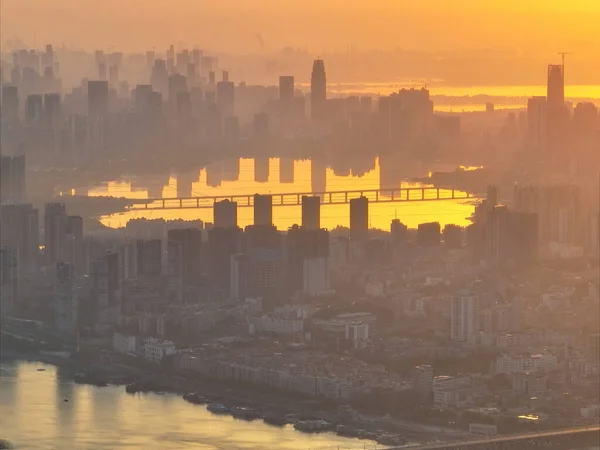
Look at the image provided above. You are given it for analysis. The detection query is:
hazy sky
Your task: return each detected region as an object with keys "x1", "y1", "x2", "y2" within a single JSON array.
[{"x1": 2, "y1": 0, "x2": 600, "y2": 55}]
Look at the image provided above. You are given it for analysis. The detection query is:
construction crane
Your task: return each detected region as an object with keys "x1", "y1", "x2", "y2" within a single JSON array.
[{"x1": 558, "y1": 51, "x2": 574, "y2": 67}]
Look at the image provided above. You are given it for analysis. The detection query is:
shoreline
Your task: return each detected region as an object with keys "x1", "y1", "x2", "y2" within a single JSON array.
[{"x1": 1, "y1": 351, "x2": 465, "y2": 445}]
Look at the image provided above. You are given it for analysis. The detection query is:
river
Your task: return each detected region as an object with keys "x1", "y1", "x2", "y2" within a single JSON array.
[
  {"x1": 0, "y1": 360, "x2": 385, "y2": 450},
  {"x1": 67, "y1": 158, "x2": 477, "y2": 231}
]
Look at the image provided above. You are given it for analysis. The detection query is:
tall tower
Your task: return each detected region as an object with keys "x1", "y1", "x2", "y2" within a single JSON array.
[
  {"x1": 310, "y1": 60, "x2": 326, "y2": 121},
  {"x1": 547, "y1": 64, "x2": 565, "y2": 108},
  {"x1": 546, "y1": 64, "x2": 567, "y2": 153}
]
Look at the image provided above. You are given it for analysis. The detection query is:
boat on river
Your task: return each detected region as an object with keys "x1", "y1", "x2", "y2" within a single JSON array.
[
  {"x1": 206, "y1": 403, "x2": 229, "y2": 414},
  {"x1": 294, "y1": 419, "x2": 333, "y2": 433}
]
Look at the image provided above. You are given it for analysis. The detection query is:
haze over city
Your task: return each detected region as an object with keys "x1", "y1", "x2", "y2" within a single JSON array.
[{"x1": 0, "y1": 1, "x2": 599, "y2": 449}]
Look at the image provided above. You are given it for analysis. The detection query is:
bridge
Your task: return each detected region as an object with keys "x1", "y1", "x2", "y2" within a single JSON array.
[
  {"x1": 128, "y1": 187, "x2": 479, "y2": 211},
  {"x1": 393, "y1": 425, "x2": 600, "y2": 450}
]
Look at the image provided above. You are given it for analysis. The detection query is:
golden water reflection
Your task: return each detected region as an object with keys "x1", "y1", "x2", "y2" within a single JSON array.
[
  {"x1": 0, "y1": 361, "x2": 383, "y2": 450},
  {"x1": 89, "y1": 158, "x2": 476, "y2": 230}
]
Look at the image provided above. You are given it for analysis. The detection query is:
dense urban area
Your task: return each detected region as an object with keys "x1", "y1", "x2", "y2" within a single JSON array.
[{"x1": 1, "y1": 41, "x2": 599, "y2": 448}]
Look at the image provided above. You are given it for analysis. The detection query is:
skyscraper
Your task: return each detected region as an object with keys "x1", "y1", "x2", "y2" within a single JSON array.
[
  {"x1": 254, "y1": 194, "x2": 273, "y2": 226},
  {"x1": 279, "y1": 76, "x2": 294, "y2": 103},
  {"x1": 0, "y1": 247, "x2": 19, "y2": 315},
  {"x1": 310, "y1": 60, "x2": 326, "y2": 121},
  {"x1": 44, "y1": 202, "x2": 67, "y2": 265},
  {"x1": 527, "y1": 97, "x2": 547, "y2": 151},
  {"x1": 90, "y1": 251, "x2": 121, "y2": 329},
  {"x1": 546, "y1": 64, "x2": 567, "y2": 152},
  {"x1": 54, "y1": 262, "x2": 77, "y2": 336},
  {"x1": 87, "y1": 80, "x2": 109, "y2": 117},
  {"x1": 214, "y1": 199, "x2": 238, "y2": 228},
  {"x1": 301, "y1": 196, "x2": 321, "y2": 230},
  {"x1": 349, "y1": 196, "x2": 368, "y2": 240},
  {"x1": 0, "y1": 155, "x2": 26, "y2": 203},
  {"x1": 217, "y1": 79, "x2": 235, "y2": 118},
  {"x1": 167, "y1": 228, "x2": 202, "y2": 286},
  {"x1": 451, "y1": 292, "x2": 478, "y2": 342}
]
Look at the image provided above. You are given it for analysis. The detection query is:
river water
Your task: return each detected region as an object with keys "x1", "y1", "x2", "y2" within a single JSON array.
[
  {"x1": 70, "y1": 157, "x2": 477, "y2": 231},
  {"x1": 0, "y1": 360, "x2": 383, "y2": 450}
]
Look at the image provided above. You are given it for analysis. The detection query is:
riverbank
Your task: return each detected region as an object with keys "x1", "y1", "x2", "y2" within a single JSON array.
[{"x1": 1, "y1": 350, "x2": 466, "y2": 446}]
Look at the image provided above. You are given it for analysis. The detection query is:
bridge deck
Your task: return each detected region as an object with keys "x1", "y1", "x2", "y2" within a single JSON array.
[
  {"x1": 393, "y1": 425, "x2": 600, "y2": 450},
  {"x1": 129, "y1": 187, "x2": 478, "y2": 211}
]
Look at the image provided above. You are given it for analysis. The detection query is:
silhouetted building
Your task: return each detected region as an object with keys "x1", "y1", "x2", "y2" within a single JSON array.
[
  {"x1": 253, "y1": 112, "x2": 269, "y2": 138},
  {"x1": 217, "y1": 80, "x2": 235, "y2": 118},
  {"x1": 0, "y1": 155, "x2": 26, "y2": 203},
  {"x1": 214, "y1": 199, "x2": 238, "y2": 228},
  {"x1": 286, "y1": 225, "x2": 329, "y2": 293},
  {"x1": 253, "y1": 194, "x2": 273, "y2": 226},
  {"x1": 90, "y1": 251, "x2": 121, "y2": 329},
  {"x1": 0, "y1": 247, "x2": 19, "y2": 315},
  {"x1": 527, "y1": 97, "x2": 547, "y2": 151},
  {"x1": 1, "y1": 85, "x2": 19, "y2": 121},
  {"x1": 443, "y1": 225, "x2": 463, "y2": 249},
  {"x1": 349, "y1": 197, "x2": 368, "y2": 240},
  {"x1": 167, "y1": 228, "x2": 202, "y2": 285},
  {"x1": 279, "y1": 75, "x2": 295, "y2": 102},
  {"x1": 302, "y1": 196, "x2": 321, "y2": 230},
  {"x1": 546, "y1": 64, "x2": 568, "y2": 153},
  {"x1": 0, "y1": 203, "x2": 39, "y2": 267},
  {"x1": 310, "y1": 60, "x2": 326, "y2": 121},
  {"x1": 208, "y1": 226, "x2": 242, "y2": 291},
  {"x1": 87, "y1": 80, "x2": 109, "y2": 116},
  {"x1": 417, "y1": 222, "x2": 441, "y2": 246},
  {"x1": 136, "y1": 239, "x2": 162, "y2": 278},
  {"x1": 390, "y1": 219, "x2": 408, "y2": 247},
  {"x1": 44, "y1": 202, "x2": 67, "y2": 265},
  {"x1": 54, "y1": 262, "x2": 77, "y2": 335}
]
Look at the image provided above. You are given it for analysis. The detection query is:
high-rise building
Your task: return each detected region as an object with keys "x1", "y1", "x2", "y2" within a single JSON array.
[
  {"x1": 214, "y1": 199, "x2": 237, "y2": 228},
  {"x1": 254, "y1": 194, "x2": 273, "y2": 226},
  {"x1": 1, "y1": 85, "x2": 19, "y2": 122},
  {"x1": 279, "y1": 76, "x2": 294, "y2": 103},
  {"x1": 168, "y1": 74, "x2": 188, "y2": 103},
  {"x1": 217, "y1": 80, "x2": 235, "y2": 118},
  {"x1": 303, "y1": 257, "x2": 330, "y2": 296},
  {"x1": 527, "y1": 97, "x2": 547, "y2": 151},
  {"x1": 546, "y1": 64, "x2": 568, "y2": 152},
  {"x1": 44, "y1": 202, "x2": 66, "y2": 265},
  {"x1": 412, "y1": 365, "x2": 434, "y2": 395},
  {"x1": 390, "y1": 219, "x2": 408, "y2": 248},
  {"x1": 0, "y1": 203, "x2": 39, "y2": 268},
  {"x1": 229, "y1": 253, "x2": 250, "y2": 300},
  {"x1": 166, "y1": 240, "x2": 183, "y2": 303},
  {"x1": 0, "y1": 155, "x2": 26, "y2": 203},
  {"x1": 451, "y1": 292, "x2": 478, "y2": 342},
  {"x1": 443, "y1": 224, "x2": 463, "y2": 249},
  {"x1": 136, "y1": 239, "x2": 162, "y2": 278},
  {"x1": 301, "y1": 196, "x2": 321, "y2": 230},
  {"x1": 87, "y1": 80, "x2": 109, "y2": 117},
  {"x1": 547, "y1": 65, "x2": 565, "y2": 108},
  {"x1": 167, "y1": 228, "x2": 202, "y2": 286},
  {"x1": 90, "y1": 251, "x2": 121, "y2": 329},
  {"x1": 208, "y1": 226, "x2": 242, "y2": 290},
  {"x1": 25, "y1": 94, "x2": 43, "y2": 123},
  {"x1": 286, "y1": 225, "x2": 329, "y2": 293},
  {"x1": 253, "y1": 112, "x2": 269, "y2": 138},
  {"x1": 310, "y1": 60, "x2": 326, "y2": 121},
  {"x1": 417, "y1": 222, "x2": 441, "y2": 247},
  {"x1": 0, "y1": 247, "x2": 19, "y2": 315},
  {"x1": 54, "y1": 262, "x2": 77, "y2": 335},
  {"x1": 349, "y1": 197, "x2": 368, "y2": 240},
  {"x1": 43, "y1": 93, "x2": 61, "y2": 127}
]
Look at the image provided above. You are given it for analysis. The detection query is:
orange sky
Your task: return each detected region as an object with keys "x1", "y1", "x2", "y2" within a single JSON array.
[{"x1": 1, "y1": 0, "x2": 599, "y2": 54}]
